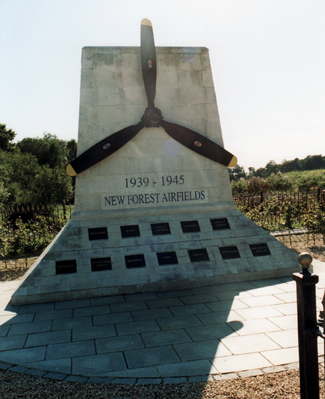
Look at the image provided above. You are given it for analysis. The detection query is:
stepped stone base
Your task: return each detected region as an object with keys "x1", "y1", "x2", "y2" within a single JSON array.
[
  {"x1": 10, "y1": 46, "x2": 299, "y2": 305},
  {"x1": 11, "y1": 202, "x2": 299, "y2": 305}
]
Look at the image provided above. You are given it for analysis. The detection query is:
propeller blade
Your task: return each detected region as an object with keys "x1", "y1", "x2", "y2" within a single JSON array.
[
  {"x1": 161, "y1": 120, "x2": 237, "y2": 167},
  {"x1": 66, "y1": 121, "x2": 145, "y2": 176},
  {"x1": 141, "y1": 18, "x2": 157, "y2": 109}
]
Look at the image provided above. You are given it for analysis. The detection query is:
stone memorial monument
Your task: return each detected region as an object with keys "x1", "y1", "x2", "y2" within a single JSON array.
[{"x1": 11, "y1": 20, "x2": 298, "y2": 305}]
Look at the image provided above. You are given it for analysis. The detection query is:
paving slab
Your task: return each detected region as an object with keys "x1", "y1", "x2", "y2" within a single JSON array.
[
  {"x1": 270, "y1": 302, "x2": 297, "y2": 315},
  {"x1": 0, "y1": 346, "x2": 46, "y2": 364},
  {"x1": 116, "y1": 319, "x2": 161, "y2": 336},
  {"x1": 228, "y1": 318, "x2": 281, "y2": 336},
  {"x1": 72, "y1": 352, "x2": 127, "y2": 375},
  {"x1": 25, "y1": 330, "x2": 71, "y2": 348},
  {"x1": 169, "y1": 303, "x2": 212, "y2": 316},
  {"x1": 131, "y1": 308, "x2": 173, "y2": 321},
  {"x1": 0, "y1": 335, "x2": 27, "y2": 351},
  {"x1": 72, "y1": 324, "x2": 116, "y2": 341},
  {"x1": 267, "y1": 314, "x2": 298, "y2": 330},
  {"x1": 0, "y1": 260, "x2": 324, "y2": 382},
  {"x1": 157, "y1": 359, "x2": 218, "y2": 377},
  {"x1": 185, "y1": 323, "x2": 236, "y2": 341},
  {"x1": 239, "y1": 295, "x2": 284, "y2": 307},
  {"x1": 265, "y1": 329, "x2": 298, "y2": 348},
  {"x1": 234, "y1": 305, "x2": 284, "y2": 320},
  {"x1": 18, "y1": 303, "x2": 55, "y2": 314},
  {"x1": 93, "y1": 311, "x2": 133, "y2": 326},
  {"x1": 0, "y1": 325, "x2": 10, "y2": 337},
  {"x1": 110, "y1": 301, "x2": 148, "y2": 313},
  {"x1": 125, "y1": 346, "x2": 181, "y2": 369},
  {"x1": 261, "y1": 347, "x2": 299, "y2": 366},
  {"x1": 96, "y1": 334, "x2": 145, "y2": 354},
  {"x1": 220, "y1": 333, "x2": 281, "y2": 354},
  {"x1": 55, "y1": 298, "x2": 90, "y2": 310},
  {"x1": 8, "y1": 320, "x2": 51, "y2": 336},
  {"x1": 34, "y1": 309, "x2": 73, "y2": 321},
  {"x1": 174, "y1": 340, "x2": 232, "y2": 361},
  {"x1": 141, "y1": 329, "x2": 192, "y2": 347},
  {"x1": 2, "y1": 313, "x2": 34, "y2": 325},
  {"x1": 156, "y1": 315, "x2": 202, "y2": 330},
  {"x1": 179, "y1": 294, "x2": 220, "y2": 305},
  {"x1": 46, "y1": 341, "x2": 96, "y2": 361},
  {"x1": 73, "y1": 305, "x2": 111, "y2": 318},
  {"x1": 206, "y1": 299, "x2": 249, "y2": 312},
  {"x1": 24, "y1": 359, "x2": 71, "y2": 374},
  {"x1": 106, "y1": 366, "x2": 160, "y2": 378},
  {"x1": 213, "y1": 353, "x2": 272, "y2": 373},
  {"x1": 197, "y1": 310, "x2": 244, "y2": 326},
  {"x1": 146, "y1": 298, "x2": 184, "y2": 309}
]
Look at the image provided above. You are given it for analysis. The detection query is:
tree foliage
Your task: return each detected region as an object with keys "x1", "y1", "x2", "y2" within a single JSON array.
[
  {"x1": 230, "y1": 155, "x2": 325, "y2": 182},
  {"x1": 0, "y1": 126, "x2": 77, "y2": 208},
  {"x1": 229, "y1": 154, "x2": 325, "y2": 194},
  {"x1": 0, "y1": 124, "x2": 16, "y2": 151},
  {"x1": 16, "y1": 133, "x2": 77, "y2": 169}
]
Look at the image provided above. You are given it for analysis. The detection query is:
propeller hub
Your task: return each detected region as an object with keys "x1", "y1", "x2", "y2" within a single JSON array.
[{"x1": 142, "y1": 107, "x2": 163, "y2": 127}]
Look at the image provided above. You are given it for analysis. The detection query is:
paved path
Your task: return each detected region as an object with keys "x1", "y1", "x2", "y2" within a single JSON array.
[{"x1": 0, "y1": 260, "x2": 324, "y2": 384}]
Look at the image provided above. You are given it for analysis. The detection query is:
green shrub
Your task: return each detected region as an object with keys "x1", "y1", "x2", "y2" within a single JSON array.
[{"x1": 0, "y1": 216, "x2": 66, "y2": 257}]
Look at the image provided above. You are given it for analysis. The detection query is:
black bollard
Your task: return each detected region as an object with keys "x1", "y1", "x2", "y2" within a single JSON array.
[{"x1": 293, "y1": 252, "x2": 320, "y2": 399}]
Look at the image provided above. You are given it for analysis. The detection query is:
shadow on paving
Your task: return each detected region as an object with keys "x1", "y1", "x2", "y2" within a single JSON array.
[{"x1": 0, "y1": 276, "x2": 293, "y2": 392}]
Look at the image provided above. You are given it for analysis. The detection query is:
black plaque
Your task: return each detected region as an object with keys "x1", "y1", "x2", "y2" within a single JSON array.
[
  {"x1": 188, "y1": 248, "x2": 209, "y2": 262},
  {"x1": 88, "y1": 227, "x2": 108, "y2": 241},
  {"x1": 220, "y1": 246, "x2": 241, "y2": 260},
  {"x1": 210, "y1": 218, "x2": 230, "y2": 230},
  {"x1": 56, "y1": 260, "x2": 77, "y2": 275},
  {"x1": 121, "y1": 225, "x2": 140, "y2": 238},
  {"x1": 125, "y1": 254, "x2": 146, "y2": 268},
  {"x1": 250, "y1": 243, "x2": 271, "y2": 257},
  {"x1": 151, "y1": 223, "x2": 171, "y2": 235},
  {"x1": 91, "y1": 257, "x2": 112, "y2": 272},
  {"x1": 181, "y1": 220, "x2": 200, "y2": 233},
  {"x1": 157, "y1": 251, "x2": 178, "y2": 266}
]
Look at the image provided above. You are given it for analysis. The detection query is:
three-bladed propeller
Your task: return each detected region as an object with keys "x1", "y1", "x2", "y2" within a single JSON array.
[{"x1": 66, "y1": 18, "x2": 237, "y2": 177}]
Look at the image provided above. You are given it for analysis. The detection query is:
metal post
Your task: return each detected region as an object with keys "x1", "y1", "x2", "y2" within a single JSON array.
[{"x1": 293, "y1": 252, "x2": 320, "y2": 399}]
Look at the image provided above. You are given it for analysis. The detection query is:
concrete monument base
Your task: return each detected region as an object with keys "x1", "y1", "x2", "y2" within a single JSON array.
[
  {"x1": 11, "y1": 45, "x2": 299, "y2": 305},
  {"x1": 11, "y1": 202, "x2": 299, "y2": 305}
]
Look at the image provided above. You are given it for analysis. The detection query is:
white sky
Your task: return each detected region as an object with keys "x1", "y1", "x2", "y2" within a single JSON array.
[{"x1": 1, "y1": 0, "x2": 324, "y2": 171}]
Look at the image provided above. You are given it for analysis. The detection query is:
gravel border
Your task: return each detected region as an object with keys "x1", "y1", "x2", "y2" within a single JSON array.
[
  {"x1": 1, "y1": 361, "x2": 324, "y2": 399},
  {"x1": 1, "y1": 358, "x2": 321, "y2": 385}
]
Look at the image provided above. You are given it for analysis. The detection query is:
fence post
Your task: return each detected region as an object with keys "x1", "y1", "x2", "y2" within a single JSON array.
[
  {"x1": 293, "y1": 252, "x2": 321, "y2": 399},
  {"x1": 63, "y1": 200, "x2": 66, "y2": 220}
]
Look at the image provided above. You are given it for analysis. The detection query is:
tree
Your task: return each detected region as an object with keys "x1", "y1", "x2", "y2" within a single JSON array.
[
  {"x1": 0, "y1": 149, "x2": 74, "y2": 207},
  {"x1": 265, "y1": 160, "x2": 279, "y2": 176},
  {"x1": 248, "y1": 167, "x2": 256, "y2": 177},
  {"x1": 280, "y1": 158, "x2": 301, "y2": 173},
  {"x1": 268, "y1": 172, "x2": 293, "y2": 191},
  {"x1": 0, "y1": 124, "x2": 16, "y2": 151},
  {"x1": 301, "y1": 155, "x2": 325, "y2": 171},
  {"x1": 67, "y1": 139, "x2": 77, "y2": 164},
  {"x1": 246, "y1": 177, "x2": 270, "y2": 193},
  {"x1": 16, "y1": 133, "x2": 75, "y2": 169},
  {"x1": 0, "y1": 150, "x2": 41, "y2": 206},
  {"x1": 30, "y1": 166, "x2": 73, "y2": 205},
  {"x1": 228, "y1": 165, "x2": 246, "y2": 182}
]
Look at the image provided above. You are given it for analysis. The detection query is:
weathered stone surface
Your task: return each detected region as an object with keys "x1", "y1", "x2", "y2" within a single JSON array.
[{"x1": 10, "y1": 47, "x2": 299, "y2": 305}]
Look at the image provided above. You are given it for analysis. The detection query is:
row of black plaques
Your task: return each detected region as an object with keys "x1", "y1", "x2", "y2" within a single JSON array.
[
  {"x1": 55, "y1": 243, "x2": 271, "y2": 274},
  {"x1": 88, "y1": 218, "x2": 231, "y2": 241}
]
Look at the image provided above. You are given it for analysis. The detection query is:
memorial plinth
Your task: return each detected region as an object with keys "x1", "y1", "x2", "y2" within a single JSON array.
[{"x1": 11, "y1": 46, "x2": 299, "y2": 305}]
